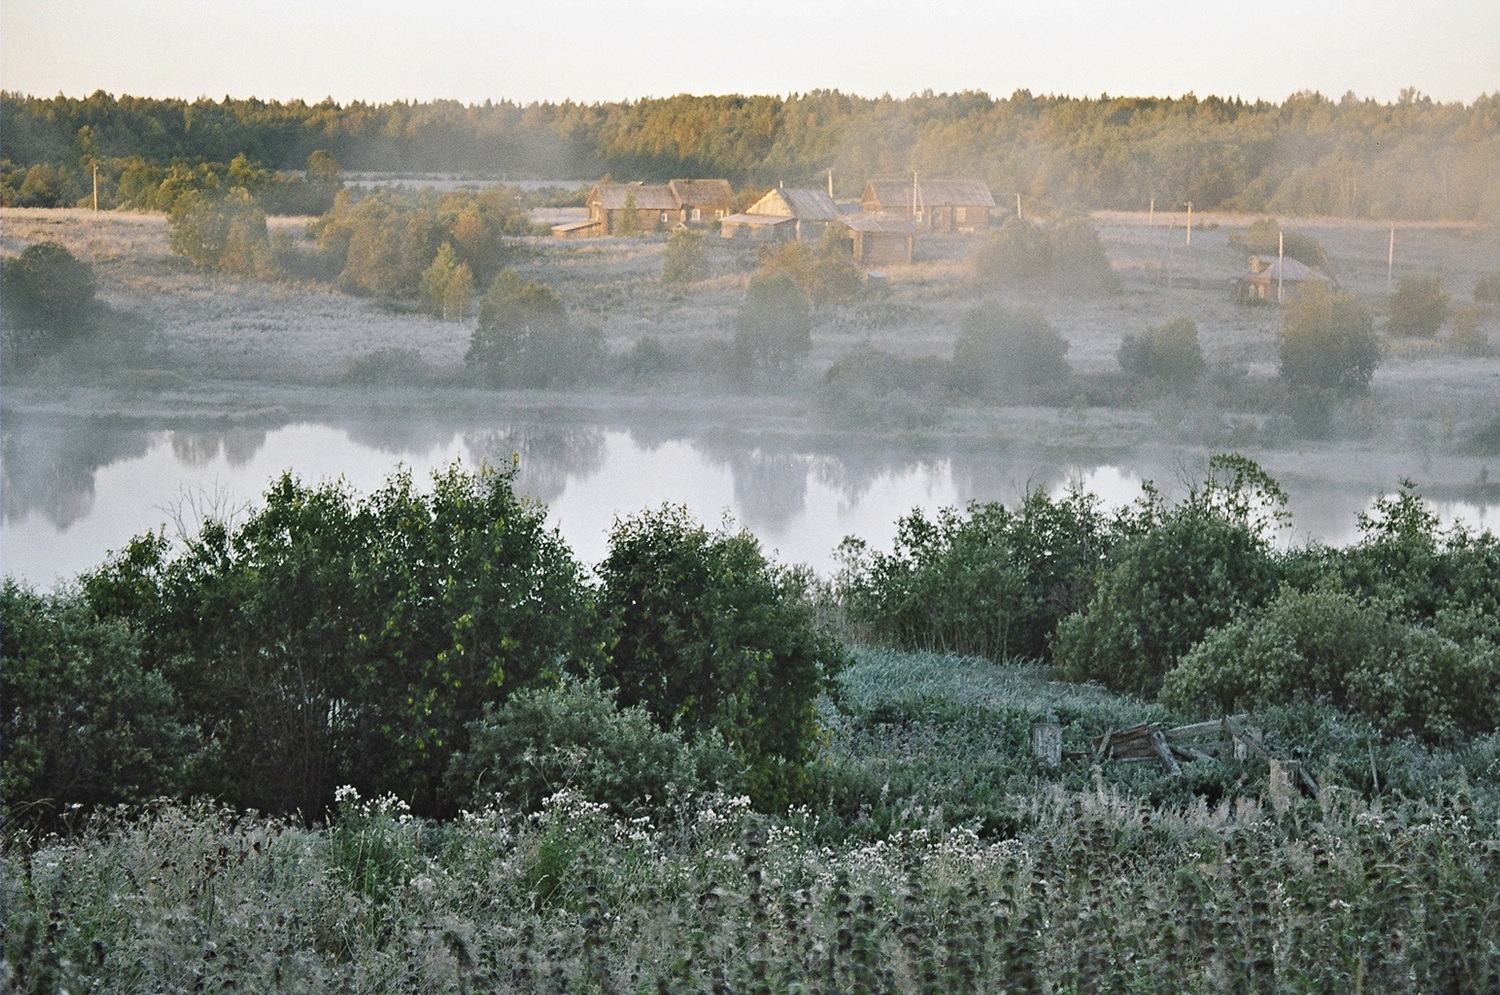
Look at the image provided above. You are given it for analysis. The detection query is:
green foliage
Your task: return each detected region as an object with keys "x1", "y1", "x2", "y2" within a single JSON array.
[
  {"x1": 1054, "y1": 455, "x2": 1287, "y2": 696},
  {"x1": 1387, "y1": 272, "x2": 1450, "y2": 338},
  {"x1": 1277, "y1": 282, "x2": 1381, "y2": 394},
  {"x1": 617, "y1": 190, "x2": 641, "y2": 235},
  {"x1": 660, "y1": 227, "x2": 705, "y2": 285},
  {"x1": 1165, "y1": 584, "x2": 1500, "y2": 742},
  {"x1": 949, "y1": 300, "x2": 1070, "y2": 396},
  {"x1": 446, "y1": 679, "x2": 739, "y2": 816},
  {"x1": 732, "y1": 272, "x2": 813, "y2": 374},
  {"x1": 342, "y1": 347, "x2": 438, "y2": 387},
  {"x1": 1117, "y1": 314, "x2": 1206, "y2": 388},
  {"x1": 326, "y1": 787, "x2": 422, "y2": 904},
  {"x1": 817, "y1": 347, "x2": 949, "y2": 429},
  {"x1": 971, "y1": 215, "x2": 1117, "y2": 294},
  {"x1": 0, "y1": 241, "x2": 100, "y2": 362},
  {"x1": 755, "y1": 229, "x2": 861, "y2": 307},
  {"x1": 419, "y1": 242, "x2": 476, "y2": 320},
  {"x1": 1243, "y1": 217, "x2": 1329, "y2": 269},
  {"x1": 836, "y1": 489, "x2": 1117, "y2": 663},
  {"x1": 80, "y1": 462, "x2": 596, "y2": 817},
  {"x1": 167, "y1": 187, "x2": 277, "y2": 276},
  {"x1": 596, "y1": 507, "x2": 847, "y2": 808},
  {"x1": 1, "y1": 582, "x2": 196, "y2": 821},
  {"x1": 466, "y1": 270, "x2": 603, "y2": 388},
  {"x1": 1475, "y1": 268, "x2": 1500, "y2": 303}
]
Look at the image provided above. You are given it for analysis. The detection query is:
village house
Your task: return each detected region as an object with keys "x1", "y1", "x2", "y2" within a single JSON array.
[
  {"x1": 843, "y1": 212, "x2": 916, "y2": 266},
  {"x1": 582, "y1": 182, "x2": 679, "y2": 236},
  {"x1": 1235, "y1": 255, "x2": 1331, "y2": 303},
  {"x1": 667, "y1": 179, "x2": 735, "y2": 227},
  {"x1": 861, "y1": 179, "x2": 995, "y2": 233},
  {"x1": 720, "y1": 186, "x2": 842, "y2": 242}
]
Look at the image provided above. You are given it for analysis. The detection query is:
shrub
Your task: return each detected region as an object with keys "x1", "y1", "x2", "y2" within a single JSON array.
[
  {"x1": 661, "y1": 227, "x2": 705, "y2": 285},
  {"x1": 1449, "y1": 303, "x2": 1487, "y2": 352},
  {"x1": 1118, "y1": 314, "x2": 1205, "y2": 388},
  {"x1": 971, "y1": 215, "x2": 1115, "y2": 294},
  {"x1": 467, "y1": 270, "x2": 603, "y2": 387},
  {"x1": 1475, "y1": 268, "x2": 1500, "y2": 304},
  {"x1": 1277, "y1": 282, "x2": 1380, "y2": 394},
  {"x1": 0, "y1": 241, "x2": 101, "y2": 364},
  {"x1": 168, "y1": 187, "x2": 277, "y2": 277},
  {"x1": 446, "y1": 679, "x2": 739, "y2": 816},
  {"x1": 342, "y1": 347, "x2": 437, "y2": 387},
  {"x1": 755, "y1": 229, "x2": 861, "y2": 307},
  {"x1": 817, "y1": 347, "x2": 949, "y2": 429},
  {"x1": 836, "y1": 488, "x2": 1117, "y2": 663},
  {"x1": 419, "y1": 242, "x2": 476, "y2": 319},
  {"x1": 1164, "y1": 585, "x2": 1499, "y2": 742},
  {"x1": 1054, "y1": 455, "x2": 1287, "y2": 696},
  {"x1": 950, "y1": 300, "x2": 1069, "y2": 396},
  {"x1": 1244, "y1": 218, "x2": 1328, "y2": 270},
  {"x1": 1387, "y1": 273, "x2": 1450, "y2": 338},
  {"x1": 596, "y1": 506, "x2": 847, "y2": 808},
  {"x1": 733, "y1": 272, "x2": 812, "y2": 374}
]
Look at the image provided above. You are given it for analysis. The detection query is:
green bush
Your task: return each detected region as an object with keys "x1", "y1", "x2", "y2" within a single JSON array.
[
  {"x1": 816, "y1": 347, "x2": 949, "y2": 429},
  {"x1": 1387, "y1": 272, "x2": 1450, "y2": 338},
  {"x1": 949, "y1": 299, "x2": 1070, "y2": 396},
  {"x1": 1475, "y1": 268, "x2": 1500, "y2": 304},
  {"x1": 661, "y1": 226, "x2": 705, "y2": 285},
  {"x1": 1164, "y1": 585, "x2": 1498, "y2": 742},
  {"x1": 971, "y1": 215, "x2": 1116, "y2": 294},
  {"x1": 167, "y1": 187, "x2": 277, "y2": 277},
  {"x1": 1054, "y1": 455, "x2": 1287, "y2": 696},
  {"x1": 596, "y1": 506, "x2": 847, "y2": 809},
  {"x1": 733, "y1": 272, "x2": 812, "y2": 374},
  {"x1": 836, "y1": 488, "x2": 1116, "y2": 663},
  {"x1": 466, "y1": 270, "x2": 603, "y2": 387},
  {"x1": 1277, "y1": 282, "x2": 1380, "y2": 394},
  {"x1": 1244, "y1": 218, "x2": 1328, "y2": 270},
  {"x1": 1117, "y1": 314, "x2": 1206, "y2": 388},
  {"x1": 446, "y1": 679, "x2": 739, "y2": 816},
  {"x1": 1, "y1": 241, "x2": 101, "y2": 365},
  {"x1": 755, "y1": 229, "x2": 861, "y2": 306}
]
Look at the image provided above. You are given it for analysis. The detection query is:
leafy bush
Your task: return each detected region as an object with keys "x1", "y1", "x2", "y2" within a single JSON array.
[
  {"x1": 755, "y1": 229, "x2": 861, "y2": 306},
  {"x1": 1163, "y1": 585, "x2": 1498, "y2": 742},
  {"x1": 1387, "y1": 272, "x2": 1450, "y2": 338},
  {"x1": 596, "y1": 506, "x2": 847, "y2": 808},
  {"x1": 419, "y1": 242, "x2": 476, "y2": 319},
  {"x1": 733, "y1": 272, "x2": 812, "y2": 374},
  {"x1": 1243, "y1": 217, "x2": 1329, "y2": 269},
  {"x1": 949, "y1": 300, "x2": 1070, "y2": 396},
  {"x1": 1277, "y1": 282, "x2": 1380, "y2": 394},
  {"x1": 816, "y1": 347, "x2": 949, "y2": 429},
  {"x1": 971, "y1": 215, "x2": 1116, "y2": 294},
  {"x1": 836, "y1": 489, "x2": 1116, "y2": 663},
  {"x1": 0, "y1": 241, "x2": 102, "y2": 365},
  {"x1": 1117, "y1": 314, "x2": 1206, "y2": 388},
  {"x1": 342, "y1": 346, "x2": 437, "y2": 387},
  {"x1": 1054, "y1": 455, "x2": 1287, "y2": 696},
  {"x1": 1475, "y1": 268, "x2": 1500, "y2": 304},
  {"x1": 167, "y1": 187, "x2": 277, "y2": 277},
  {"x1": 661, "y1": 227, "x2": 705, "y2": 285},
  {"x1": 446, "y1": 679, "x2": 739, "y2": 816},
  {"x1": 467, "y1": 270, "x2": 603, "y2": 388},
  {"x1": 1, "y1": 582, "x2": 197, "y2": 822}
]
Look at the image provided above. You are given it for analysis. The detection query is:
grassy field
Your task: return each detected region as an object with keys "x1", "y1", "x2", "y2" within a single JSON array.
[{"x1": 8, "y1": 647, "x2": 1499, "y2": 993}]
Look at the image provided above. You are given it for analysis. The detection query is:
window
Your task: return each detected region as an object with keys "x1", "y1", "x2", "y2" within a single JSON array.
[
  {"x1": 716, "y1": 210, "x2": 725, "y2": 219},
  {"x1": 957, "y1": 207, "x2": 967, "y2": 223},
  {"x1": 692, "y1": 208, "x2": 702, "y2": 222},
  {"x1": 660, "y1": 211, "x2": 669, "y2": 223}
]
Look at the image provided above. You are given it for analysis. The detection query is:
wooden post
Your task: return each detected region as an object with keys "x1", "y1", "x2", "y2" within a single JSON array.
[
  {"x1": 1387, "y1": 226, "x2": 1395, "y2": 288},
  {"x1": 1032, "y1": 721, "x2": 1062, "y2": 767},
  {"x1": 1016, "y1": 192, "x2": 1022, "y2": 220},
  {"x1": 1150, "y1": 730, "x2": 1181, "y2": 776},
  {"x1": 1185, "y1": 202, "x2": 1192, "y2": 246}
]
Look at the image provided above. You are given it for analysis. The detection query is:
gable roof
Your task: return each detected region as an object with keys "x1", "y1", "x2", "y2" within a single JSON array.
[
  {"x1": 668, "y1": 179, "x2": 734, "y2": 206},
  {"x1": 864, "y1": 179, "x2": 997, "y2": 209},
  {"x1": 746, "y1": 187, "x2": 841, "y2": 220},
  {"x1": 1244, "y1": 256, "x2": 1327, "y2": 283},
  {"x1": 843, "y1": 212, "x2": 917, "y2": 235},
  {"x1": 590, "y1": 182, "x2": 678, "y2": 211}
]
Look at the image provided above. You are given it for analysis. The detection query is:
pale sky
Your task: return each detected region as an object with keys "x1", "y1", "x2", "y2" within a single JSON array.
[{"x1": 3, "y1": 0, "x2": 1497, "y2": 106}]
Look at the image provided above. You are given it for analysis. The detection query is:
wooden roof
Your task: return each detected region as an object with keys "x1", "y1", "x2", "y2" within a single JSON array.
[
  {"x1": 843, "y1": 213, "x2": 917, "y2": 234},
  {"x1": 863, "y1": 179, "x2": 997, "y2": 209},
  {"x1": 720, "y1": 213, "x2": 794, "y2": 227},
  {"x1": 590, "y1": 182, "x2": 678, "y2": 211},
  {"x1": 668, "y1": 179, "x2": 734, "y2": 206},
  {"x1": 1243, "y1": 256, "x2": 1327, "y2": 283},
  {"x1": 746, "y1": 187, "x2": 841, "y2": 220}
]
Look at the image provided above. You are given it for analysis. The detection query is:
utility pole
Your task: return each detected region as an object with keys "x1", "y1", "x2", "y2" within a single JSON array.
[
  {"x1": 1277, "y1": 228, "x2": 1285, "y2": 303},
  {"x1": 827, "y1": 168, "x2": 834, "y2": 198},
  {"x1": 1016, "y1": 192, "x2": 1022, "y2": 220},
  {"x1": 92, "y1": 164, "x2": 99, "y2": 212},
  {"x1": 1387, "y1": 226, "x2": 1396, "y2": 289},
  {"x1": 1185, "y1": 202, "x2": 1193, "y2": 246},
  {"x1": 1148, "y1": 197, "x2": 1154, "y2": 226}
]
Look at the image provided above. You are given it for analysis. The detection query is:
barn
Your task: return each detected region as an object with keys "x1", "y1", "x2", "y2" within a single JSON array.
[
  {"x1": 861, "y1": 179, "x2": 995, "y2": 233},
  {"x1": 843, "y1": 213, "x2": 916, "y2": 266},
  {"x1": 668, "y1": 179, "x2": 735, "y2": 227},
  {"x1": 721, "y1": 186, "x2": 842, "y2": 242},
  {"x1": 585, "y1": 182, "x2": 680, "y2": 235}
]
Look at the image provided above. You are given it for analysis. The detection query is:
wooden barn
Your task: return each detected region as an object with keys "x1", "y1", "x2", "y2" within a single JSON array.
[
  {"x1": 1235, "y1": 255, "x2": 1331, "y2": 302},
  {"x1": 668, "y1": 179, "x2": 735, "y2": 227},
  {"x1": 843, "y1": 213, "x2": 916, "y2": 266},
  {"x1": 585, "y1": 182, "x2": 680, "y2": 235},
  {"x1": 861, "y1": 179, "x2": 995, "y2": 233},
  {"x1": 721, "y1": 186, "x2": 842, "y2": 242}
]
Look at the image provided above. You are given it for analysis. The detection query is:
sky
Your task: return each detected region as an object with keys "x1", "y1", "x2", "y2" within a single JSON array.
[{"x1": 3, "y1": 0, "x2": 1497, "y2": 106}]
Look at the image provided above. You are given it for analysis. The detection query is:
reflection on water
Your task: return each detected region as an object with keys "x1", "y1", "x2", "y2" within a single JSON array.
[{"x1": 3, "y1": 410, "x2": 1496, "y2": 589}]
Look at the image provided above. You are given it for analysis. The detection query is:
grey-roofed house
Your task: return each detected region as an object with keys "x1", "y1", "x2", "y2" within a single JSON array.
[
  {"x1": 861, "y1": 179, "x2": 996, "y2": 233},
  {"x1": 668, "y1": 179, "x2": 735, "y2": 227},
  {"x1": 1235, "y1": 255, "x2": 1331, "y2": 302},
  {"x1": 843, "y1": 213, "x2": 916, "y2": 266},
  {"x1": 584, "y1": 182, "x2": 680, "y2": 235},
  {"x1": 721, "y1": 186, "x2": 843, "y2": 242}
]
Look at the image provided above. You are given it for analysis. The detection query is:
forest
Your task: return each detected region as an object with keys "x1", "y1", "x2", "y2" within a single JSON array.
[{"x1": 4, "y1": 87, "x2": 1499, "y2": 220}]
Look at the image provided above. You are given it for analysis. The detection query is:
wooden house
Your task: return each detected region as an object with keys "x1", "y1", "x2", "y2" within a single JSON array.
[
  {"x1": 843, "y1": 213, "x2": 916, "y2": 266},
  {"x1": 1235, "y1": 255, "x2": 1330, "y2": 302},
  {"x1": 861, "y1": 179, "x2": 995, "y2": 233},
  {"x1": 585, "y1": 182, "x2": 679, "y2": 235},
  {"x1": 721, "y1": 186, "x2": 842, "y2": 242},
  {"x1": 668, "y1": 179, "x2": 735, "y2": 227}
]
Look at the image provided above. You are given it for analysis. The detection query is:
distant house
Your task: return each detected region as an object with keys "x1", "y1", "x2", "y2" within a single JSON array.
[
  {"x1": 843, "y1": 213, "x2": 916, "y2": 266},
  {"x1": 1236, "y1": 255, "x2": 1330, "y2": 302},
  {"x1": 583, "y1": 182, "x2": 680, "y2": 235},
  {"x1": 668, "y1": 179, "x2": 735, "y2": 227},
  {"x1": 721, "y1": 186, "x2": 842, "y2": 242},
  {"x1": 861, "y1": 179, "x2": 995, "y2": 233}
]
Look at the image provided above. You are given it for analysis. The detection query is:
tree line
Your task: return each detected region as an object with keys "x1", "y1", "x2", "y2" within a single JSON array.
[{"x1": 4, "y1": 88, "x2": 1498, "y2": 220}]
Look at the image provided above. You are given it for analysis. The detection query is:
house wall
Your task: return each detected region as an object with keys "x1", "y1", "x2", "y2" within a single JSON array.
[{"x1": 854, "y1": 231, "x2": 913, "y2": 266}]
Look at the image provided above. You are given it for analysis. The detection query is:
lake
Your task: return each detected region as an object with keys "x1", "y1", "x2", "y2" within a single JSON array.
[{"x1": 4, "y1": 411, "x2": 1494, "y2": 589}]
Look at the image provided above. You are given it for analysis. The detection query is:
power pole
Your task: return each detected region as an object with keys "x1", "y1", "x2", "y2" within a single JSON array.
[
  {"x1": 1148, "y1": 197, "x2": 1154, "y2": 226},
  {"x1": 1277, "y1": 228, "x2": 1285, "y2": 303},
  {"x1": 1387, "y1": 226, "x2": 1395, "y2": 289},
  {"x1": 1185, "y1": 202, "x2": 1193, "y2": 246},
  {"x1": 92, "y1": 164, "x2": 99, "y2": 212},
  {"x1": 827, "y1": 168, "x2": 834, "y2": 198},
  {"x1": 1016, "y1": 192, "x2": 1022, "y2": 220}
]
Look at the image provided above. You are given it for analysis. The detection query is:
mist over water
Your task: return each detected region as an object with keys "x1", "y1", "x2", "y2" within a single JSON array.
[{"x1": 4, "y1": 412, "x2": 1491, "y2": 590}]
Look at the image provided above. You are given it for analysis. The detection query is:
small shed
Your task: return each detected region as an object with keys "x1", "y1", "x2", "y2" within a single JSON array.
[
  {"x1": 730, "y1": 186, "x2": 843, "y2": 241},
  {"x1": 586, "y1": 182, "x2": 679, "y2": 235},
  {"x1": 551, "y1": 218, "x2": 604, "y2": 239},
  {"x1": 719, "y1": 213, "x2": 797, "y2": 242},
  {"x1": 861, "y1": 179, "x2": 995, "y2": 233},
  {"x1": 668, "y1": 179, "x2": 735, "y2": 227},
  {"x1": 1236, "y1": 255, "x2": 1330, "y2": 302},
  {"x1": 843, "y1": 212, "x2": 916, "y2": 266}
]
